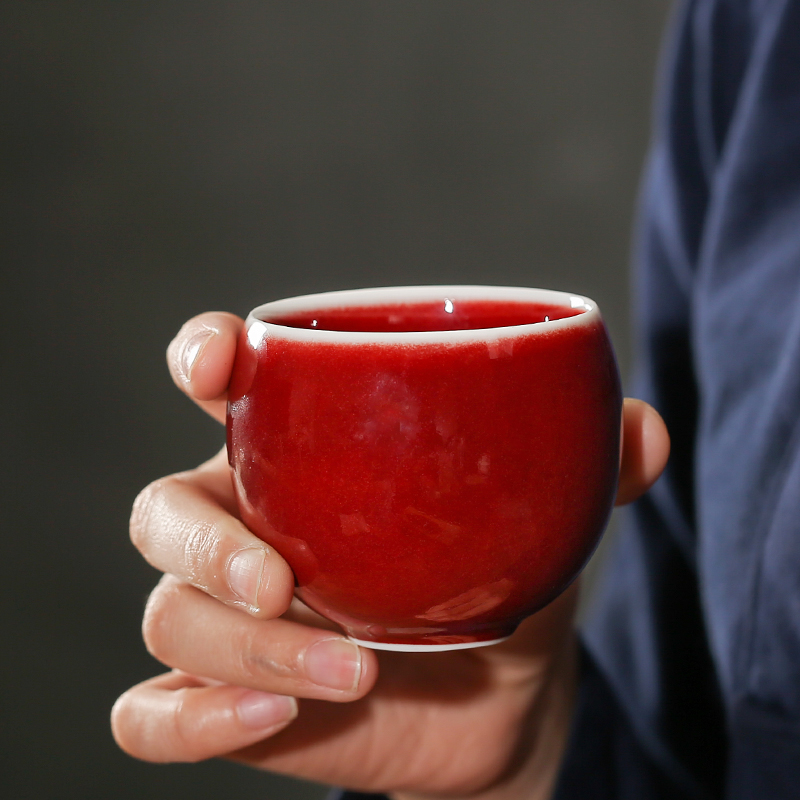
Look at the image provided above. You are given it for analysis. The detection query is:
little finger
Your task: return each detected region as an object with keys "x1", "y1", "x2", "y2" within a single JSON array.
[{"x1": 111, "y1": 670, "x2": 297, "y2": 764}]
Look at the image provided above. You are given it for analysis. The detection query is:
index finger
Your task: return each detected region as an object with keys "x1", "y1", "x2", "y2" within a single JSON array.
[{"x1": 166, "y1": 311, "x2": 243, "y2": 424}]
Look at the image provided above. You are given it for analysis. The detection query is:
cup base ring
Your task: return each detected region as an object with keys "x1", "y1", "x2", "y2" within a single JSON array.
[{"x1": 347, "y1": 635, "x2": 511, "y2": 652}]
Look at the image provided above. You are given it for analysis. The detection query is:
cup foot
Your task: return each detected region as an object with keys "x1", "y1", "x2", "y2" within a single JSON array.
[{"x1": 347, "y1": 635, "x2": 511, "y2": 652}]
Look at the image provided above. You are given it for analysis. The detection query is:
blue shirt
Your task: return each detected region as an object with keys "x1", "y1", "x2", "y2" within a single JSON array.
[{"x1": 335, "y1": 1, "x2": 800, "y2": 797}]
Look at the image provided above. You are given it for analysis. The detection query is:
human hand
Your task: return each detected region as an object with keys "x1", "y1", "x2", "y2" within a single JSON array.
[{"x1": 112, "y1": 312, "x2": 669, "y2": 800}]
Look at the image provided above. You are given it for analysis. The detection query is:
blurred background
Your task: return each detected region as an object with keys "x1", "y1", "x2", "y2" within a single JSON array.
[{"x1": 2, "y1": 2, "x2": 670, "y2": 797}]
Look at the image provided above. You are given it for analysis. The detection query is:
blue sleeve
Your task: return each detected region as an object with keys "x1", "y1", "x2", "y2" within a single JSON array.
[{"x1": 580, "y1": 0, "x2": 800, "y2": 798}]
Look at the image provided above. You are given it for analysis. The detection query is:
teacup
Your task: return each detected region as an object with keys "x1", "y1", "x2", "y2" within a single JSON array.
[{"x1": 227, "y1": 285, "x2": 621, "y2": 651}]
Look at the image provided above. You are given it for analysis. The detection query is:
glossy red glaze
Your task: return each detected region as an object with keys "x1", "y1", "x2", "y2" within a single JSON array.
[{"x1": 227, "y1": 288, "x2": 621, "y2": 648}]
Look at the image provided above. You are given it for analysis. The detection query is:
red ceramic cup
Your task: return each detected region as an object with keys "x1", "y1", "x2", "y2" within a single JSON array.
[{"x1": 227, "y1": 286, "x2": 621, "y2": 651}]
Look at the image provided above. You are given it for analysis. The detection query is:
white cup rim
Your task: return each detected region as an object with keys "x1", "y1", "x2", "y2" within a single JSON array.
[{"x1": 245, "y1": 285, "x2": 600, "y2": 346}]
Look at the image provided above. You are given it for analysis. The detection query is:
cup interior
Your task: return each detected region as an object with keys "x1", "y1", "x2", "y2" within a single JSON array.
[{"x1": 247, "y1": 285, "x2": 597, "y2": 343}]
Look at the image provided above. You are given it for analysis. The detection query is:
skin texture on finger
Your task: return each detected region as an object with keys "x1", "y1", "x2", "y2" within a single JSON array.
[
  {"x1": 166, "y1": 311, "x2": 243, "y2": 423},
  {"x1": 130, "y1": 454, "x2": 294, "y2": 619},
  {"x1": 615, "y1": 397, "x2": 670, "y2": 507},
  {"x1": 141, "y1": 575, "x2": 378, "y2": 701},
  {"x1": 111, "y1": 671, "x2": 298, "y2": 763}
]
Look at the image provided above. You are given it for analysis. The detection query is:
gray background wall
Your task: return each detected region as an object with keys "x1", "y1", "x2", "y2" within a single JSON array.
[{"x1": 2, "y1": 2, "x2": 670, "y2": 798}]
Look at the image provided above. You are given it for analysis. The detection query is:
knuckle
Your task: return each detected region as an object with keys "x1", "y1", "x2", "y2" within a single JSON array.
[
  {"x1": 235, "y1": 625, "x2": 287, "y2": 685},
  {"x1": 141, "y1": 578, "x2": 181, "y2": 662},
  {"x1": 130, "y1": 470, "x2": 230, "y2": 594},
  {"x1": 181, "y1": 518, "x2": 221, "y2": 588},
  {"x1": 233, "y1": 625, "x2": 264, "y2": 683},
  {"x1": 110, "y1": 691, "x2": 137, "y2": 757},
  {"x1": 170, "y1": 689, "x2": 204, "y2": 763},
  {"x1": 129, "y1": 476, "x2": 173, "y2": 553}
]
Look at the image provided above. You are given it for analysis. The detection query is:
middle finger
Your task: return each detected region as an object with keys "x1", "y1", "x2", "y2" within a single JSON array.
[{"x1": 143, "y1": 575, "x2": 378, "y2": 701}]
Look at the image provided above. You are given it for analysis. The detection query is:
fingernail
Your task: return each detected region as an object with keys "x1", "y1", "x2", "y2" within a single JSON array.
[
  {"x1": 179, "y1": 328, "x2": 215, "y2": 381},
  {"x1": 304, "y1": 638, "x2": 362, "y2": 692},
  {"x1": 236, "y1": 690, "x2": 297, "y2": 730},
  {"x1": 227, "y1": 548, "x2": 266, "y2": 610}
]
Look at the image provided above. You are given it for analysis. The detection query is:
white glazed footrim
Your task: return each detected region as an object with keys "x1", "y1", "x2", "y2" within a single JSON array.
[
  {"x1": 245, "y1": 285, "x2": 599, "y2": 346},
  {"x1": 347, "y1": 635, "x2": 511, "y2": 652}
]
